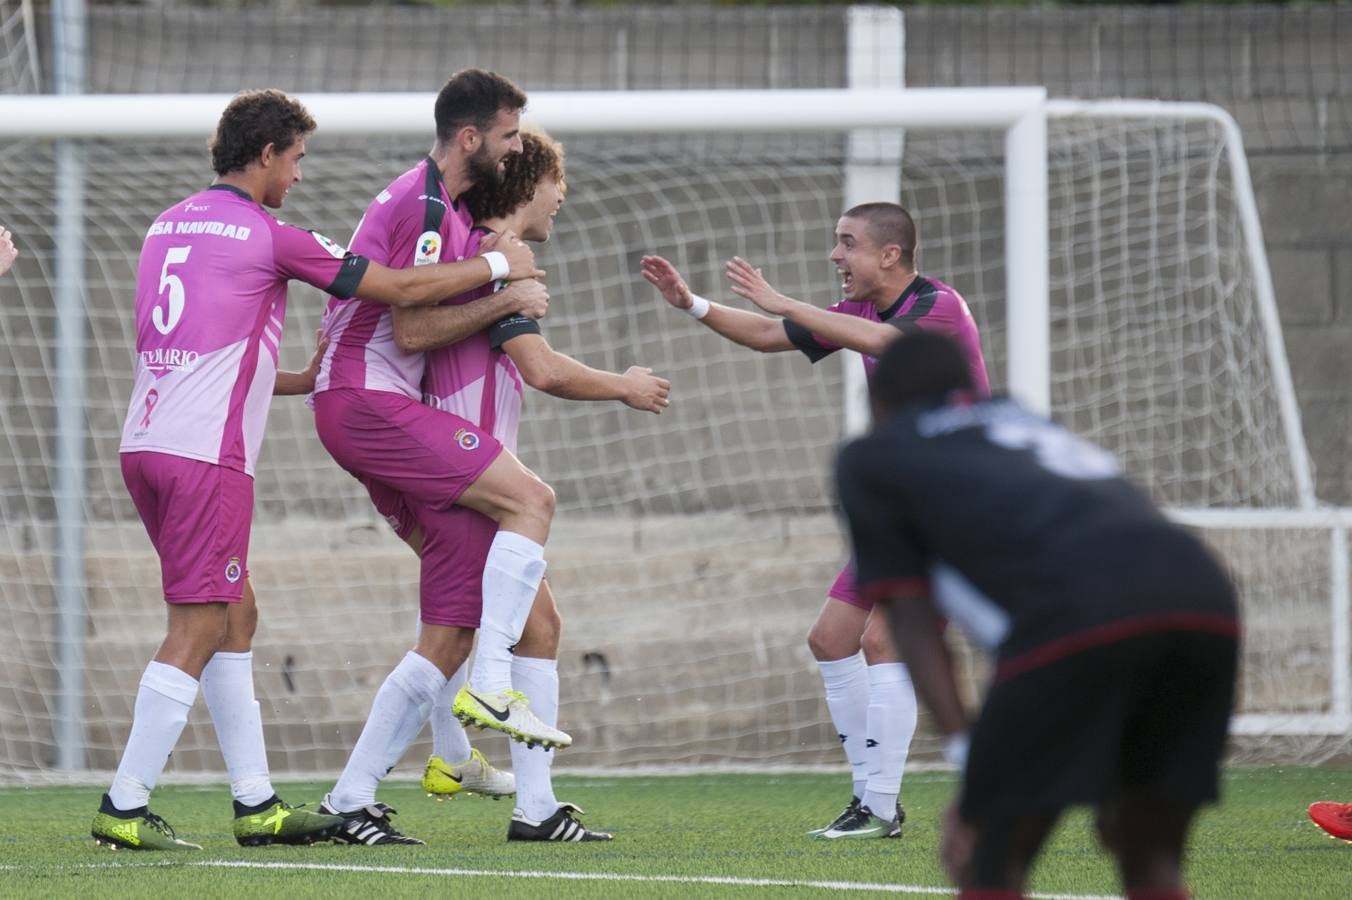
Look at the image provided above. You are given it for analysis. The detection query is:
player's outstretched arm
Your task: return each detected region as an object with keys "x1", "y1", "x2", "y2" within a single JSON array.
[
  {"x1": 0, "y1": 226, "x2": 17, "y2": 277},
  {"x1": 274, "y1": 330, "x2": 328, "y2": 396},
  {"x1": 393, "y1": 279, "x2": 549, "y2": 354},
  {"x1": 640, "y1": 254, "x2": 794, "y2": 353},
  {"x1": 726, "y1": 256, "x2": 902, "y2": 358},
  {"x1": 355, "y1": 233, "x2": 544, "y2": 309},
  {"x1": 503, "y1": 333, "x2": 671, "y2": 414}
]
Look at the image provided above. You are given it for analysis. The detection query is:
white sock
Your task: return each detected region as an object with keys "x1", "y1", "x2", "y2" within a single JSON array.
[
  {"x1": 510, "y1": 655, "x2": 559, "y2": 821},
  {"x1": 468, "y1": 531, "x2": 546, "y2": 695},
  {"x1": 817, "y1": 652, "x2": 870, "y2": 799},
  {"x1": 430, "y1": 661, "x2": 473, "y2": 762},
  {"x1": 200, "y1": 650, "x2": 275, "y2": 807},
  {"x1": 107, "y1": 661, "x2": 199, "y2": 811},
  {"x1": 329, "y1": 651, "x2": 446, "y2": 812},
  {"x1": 862, "y1": 662, "x2": 918, "y2": 822}
]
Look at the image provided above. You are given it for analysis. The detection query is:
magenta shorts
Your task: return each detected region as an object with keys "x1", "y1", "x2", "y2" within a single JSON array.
[
  {"x1": 314, "y1": 388, "x2": 503, "y2": 627},
  {"x1": 827, "y1": 560, "x2": 871, "y2": 610},
  {"x1": 121, "y1": 451, "x2": 252, "y2": 603}
]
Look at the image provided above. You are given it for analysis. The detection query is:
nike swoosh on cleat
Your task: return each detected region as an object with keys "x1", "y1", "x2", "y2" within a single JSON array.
[{"x1": 468, "y1": 690, "x2": 513, "y2": 722}]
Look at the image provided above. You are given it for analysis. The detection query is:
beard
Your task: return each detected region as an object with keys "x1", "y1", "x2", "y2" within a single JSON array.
[{"x1": 466, "y1": 144, "x2": 503, "y2": 187}]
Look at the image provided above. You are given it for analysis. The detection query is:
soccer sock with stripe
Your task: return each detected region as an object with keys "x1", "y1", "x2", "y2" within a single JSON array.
[
  {"x1": 329, "y1": 650, "x2": 447, "y2": 812},
  {"x1": 862, "y1": 662, "x2": 918, "y2": 821},
  {"x1": 469, "y1": 531, "x2": 546, "y2": 696},
  {"x1": 107, "y1": 661, "x2": 199, "y2": 811},
  {"x1": 817, "y1": 652, "x2": 870, "y2": 800},
  {"x1": 200, "y1": 650, "x2": 275, "y2": 807},
  {"x1": 510, "y1": 655, "x2": 560, "y2": 821},
  {"x1": 430, "y1": 659, "x2": 473, "y2": 763}
]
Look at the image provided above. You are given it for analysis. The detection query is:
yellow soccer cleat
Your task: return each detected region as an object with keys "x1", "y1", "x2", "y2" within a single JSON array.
[{"x1": 422, "y1": 749, "x2": 516, "y2": 800}]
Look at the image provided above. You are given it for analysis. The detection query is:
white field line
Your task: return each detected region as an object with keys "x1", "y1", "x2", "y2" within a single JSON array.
[{"x1": 1, "y1": 859, "x2": 1122, "y2": 899}]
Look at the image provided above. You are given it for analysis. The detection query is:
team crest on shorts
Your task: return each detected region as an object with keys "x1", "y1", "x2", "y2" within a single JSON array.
[
  {"x1": 454, "y1": 428, "x2": 480, "y2": 451},
  {"x1": 224, "y1": 557, "x2": 243, "y2": 584}
]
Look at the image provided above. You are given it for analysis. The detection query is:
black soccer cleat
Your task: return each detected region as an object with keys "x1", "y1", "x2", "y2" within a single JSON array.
[
  {"x1": 507, "y1": 802, "x2": 613, "y2": 842},
  {"x1": 319, "y1": 797, "x2": 424, "y2": 846}
]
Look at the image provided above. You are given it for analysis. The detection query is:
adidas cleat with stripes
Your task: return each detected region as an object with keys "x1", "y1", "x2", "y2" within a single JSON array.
[
  {"x1": 319, "y1": 797, "x2": 424, "y2": 846},
  {"x1": 423, "y1": 749, "x2": 515, "y2": 800},
  {"x1": 451, "y1": 685, "x2": 572, "y2": 749},
  {"x1": 232, "y1": 796, "x2": 344, "y2": 847},
  {"x1": 507, "y1": 802, "x2": 612, "y2": 842},
  {"x1": 91, "y1": 794, "x2": 202, "y2": 851}
]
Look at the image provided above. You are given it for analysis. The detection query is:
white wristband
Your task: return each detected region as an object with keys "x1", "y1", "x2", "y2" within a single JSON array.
[
  {"x1": 687, "y1": 293, "x2": 712, "y2": 320},
  {"x1": 944, "y1": 732, "x2": 970, "y2": 770},
  {"x1": 483, "y1": 251, "x2": 509, "y2": 282}
]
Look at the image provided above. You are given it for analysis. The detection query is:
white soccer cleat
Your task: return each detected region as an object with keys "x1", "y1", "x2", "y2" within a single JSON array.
[
  {"x1": 451, "y1": 685, "x2": 572, "y2": 749},
  {"x1": 422, "y1": 748, "x2": 516, "y2": 800}
]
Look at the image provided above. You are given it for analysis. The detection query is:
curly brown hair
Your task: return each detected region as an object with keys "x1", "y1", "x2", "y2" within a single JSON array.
[
  {"x1": 209, "y1": 89, "x2": 316, "y2": 176},
  {"x1": 461, "y1": 131, "x2": 565, "y2": 223}
]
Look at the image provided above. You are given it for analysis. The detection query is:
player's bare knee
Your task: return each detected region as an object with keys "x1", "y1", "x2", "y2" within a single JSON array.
[
  {"x1": 859, "y1": 624, "x2": 897, "y2": 663},
  {"x1": 524, "y1": 475, "x2": 555, "y2": 521}
]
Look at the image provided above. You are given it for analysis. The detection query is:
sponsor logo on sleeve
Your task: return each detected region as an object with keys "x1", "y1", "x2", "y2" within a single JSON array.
[
  {"x1": 224, "y1": 557, "x2": 243, "y2": 584},
  {"x1": 311, "y1": 231, "x2": 349, "y2": 260},
  {"x1": 414, "y1": 231, "x2": 442, "y2": 267},
  {"x1": 453, "y1": 428, "x2": 480, "y2": 451}
]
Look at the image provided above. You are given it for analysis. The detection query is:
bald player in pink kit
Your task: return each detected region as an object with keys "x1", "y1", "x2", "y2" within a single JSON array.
[
  {"x1": 91, "y1": 89, "x2": 540, "y2": 852},
  {"x1": 642, "y1": 202, "x2": 989, "y2": 841}
]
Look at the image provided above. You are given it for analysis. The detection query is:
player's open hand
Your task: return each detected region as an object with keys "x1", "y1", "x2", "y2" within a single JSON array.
[
  {"x1": 621, "y1": 366, "x2": 672, "y2": 414},
  {"x1": 505, "y1": 278, "x2": 550, "y2": 320},
  {"x1": 481, "y1": 229, "x2": 545, "y2": 281},
  {"x1": 725, "y1": 256, "x2": 789, "y2": 315},
  {"x1": 640, "y1": 255, "x2": 694, "y2": 310},
  {"x1": 0, "y1": 227, "x2": 16, "y2": 277}
]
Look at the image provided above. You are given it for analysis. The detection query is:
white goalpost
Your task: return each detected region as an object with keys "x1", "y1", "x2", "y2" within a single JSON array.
[{"x1": 1, "y1": 86, "x2": 1347, "y2": 780}]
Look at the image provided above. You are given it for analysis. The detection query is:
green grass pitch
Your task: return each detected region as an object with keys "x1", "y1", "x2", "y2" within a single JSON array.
[{"x1": 3, "y1": 768, "x2": 1350, "y2": 898}]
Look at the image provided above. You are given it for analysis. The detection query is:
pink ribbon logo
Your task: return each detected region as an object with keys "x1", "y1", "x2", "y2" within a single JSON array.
[{"x1": 141, "y1": 389, "x2": 159, "y2": 427}]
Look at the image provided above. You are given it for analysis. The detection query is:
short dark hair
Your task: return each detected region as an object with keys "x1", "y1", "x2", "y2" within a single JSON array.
[
  {"x1": 461, "y1": 130, "x2": 565, "y2": 222},
  {"x1": 842, "y1": 202, "x2": 918, "y2": 270},
  {"x1": 434, "y1": 68, "x2": 527, "y2": 144},
  {"x1": 210, "y1": 89, "x2": 316, "y2": 176},
  {"x1": 870, "y1": 331, "x2": 973, "y2": 414}
]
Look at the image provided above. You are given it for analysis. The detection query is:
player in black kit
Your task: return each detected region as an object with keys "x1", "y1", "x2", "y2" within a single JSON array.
[{"x1": 835, "y1": 331, "x2": 1239, "y2": 900}]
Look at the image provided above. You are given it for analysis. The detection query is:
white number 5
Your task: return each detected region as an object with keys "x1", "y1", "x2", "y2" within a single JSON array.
[{"x1": 153, "y1": 246, "x2": 191, "y2": 335}]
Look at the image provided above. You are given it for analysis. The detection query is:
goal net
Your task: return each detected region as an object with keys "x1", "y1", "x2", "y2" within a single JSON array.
[{"x1": 0, "y1": 91, "x2": 1344, "y2": 781}]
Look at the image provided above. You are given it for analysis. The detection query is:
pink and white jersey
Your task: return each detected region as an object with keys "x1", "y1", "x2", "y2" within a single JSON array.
[
  {"x1": 120, "y1": 184, "x2": 369, "y2": 475},
  {"x1": 421, "y1": 229, "x2": 541, "y2": 453},
  {"x1": 315, "y1": 158, "x2": 475, "y2": 400},
  {"x1": 784, "y1": 275, "x2": 991, "y2": 396}
]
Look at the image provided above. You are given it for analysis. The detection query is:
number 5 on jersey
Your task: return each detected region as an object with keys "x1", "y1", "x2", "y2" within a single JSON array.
[{"x1": 154, "y1": 246, "x2": 192, "y2": 335}]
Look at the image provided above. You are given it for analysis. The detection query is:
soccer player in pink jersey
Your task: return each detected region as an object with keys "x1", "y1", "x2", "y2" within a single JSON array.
[
  {"x1": 642, "y1": 203, "x2": 990, "y2": 840},
  {"x1": 0, "y1": 225, "x2": 16, "y2": 276},
  {"x1": 313, "y1": 70, "x2": 587, "y2": 845},
  {"x1": 389, "y1": 131, "x2": 663, "y2": 842},
  {"x1": 93, "y1": 88, "x2": 540, "y2": 852}
]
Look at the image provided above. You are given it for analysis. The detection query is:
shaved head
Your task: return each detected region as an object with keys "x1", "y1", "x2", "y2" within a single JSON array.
[{"x1": 842, "y1": 202, "x2": 917, "y2": 270}]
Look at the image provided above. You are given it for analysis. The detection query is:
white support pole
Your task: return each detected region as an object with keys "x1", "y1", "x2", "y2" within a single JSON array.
[
  {"x1": 1004, "y1": 108, "x2": 1050, "y2": 414},
  {"x1": 1332, "y1": 528, "x2": 1351, "y2": 725},
  {"x1": 0, "y1": 88, "x2": 1050, "y2": 138},
  {"x1": 842, "y1": 6, "x2": 905, "y2": 437},
  {"x1": 52, "y1": 0, "x2": 87, "y2": 771}
]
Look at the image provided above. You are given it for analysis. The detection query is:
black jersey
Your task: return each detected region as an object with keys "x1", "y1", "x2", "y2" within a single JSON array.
[{"x1": 835, "y1": 397, "x2": 1238, "y2": 676}]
